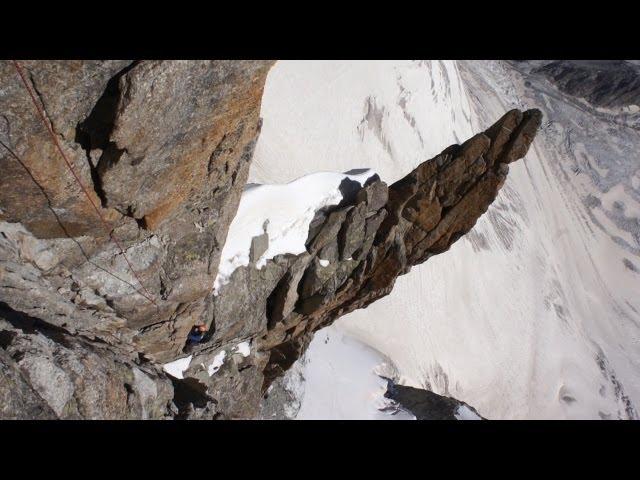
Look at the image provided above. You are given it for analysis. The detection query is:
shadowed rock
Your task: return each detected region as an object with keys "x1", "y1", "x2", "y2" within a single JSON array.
[
  {"x1": 533, "y1": 60, "x2": 640, "y2": 110},
  {"x1": 384, "y1": 381, "x2": 485, "y2": 420}
]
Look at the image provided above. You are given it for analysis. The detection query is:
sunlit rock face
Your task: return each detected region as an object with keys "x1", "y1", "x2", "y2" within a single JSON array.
[
  {"x1": 8, "y1": 59, "x2": 631, "y2": 421},
  {"x1": 1, "y1": 60, "x2": 540, "y2": 419},
  {"x1": 0, "y1": 60, "x2": 274, "y2": 419}
]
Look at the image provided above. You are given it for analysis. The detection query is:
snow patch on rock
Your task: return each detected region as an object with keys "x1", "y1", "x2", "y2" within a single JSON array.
[
  {"x1": 234, "y1": 341, "x2": 251, "y2": 357},
  {"x1": 207, "y1": 350, "x2": 226, "y2": 376},
  {"x1": 163, "y1": 355, "x2": 192, "y2": 379},
  {"x1": 213, "y1": 170, "x2": 376, "y2": 294}
]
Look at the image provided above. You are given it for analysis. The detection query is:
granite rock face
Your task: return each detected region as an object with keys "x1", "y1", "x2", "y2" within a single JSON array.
[
  {"x1": 0, "y1": 60, "x2": 273, "y2": 362},
  {"x1": 0, "y1": 59, "x2": 540, "y2": 419},
  {"x1": 0, "y1": 60, "x2": 273, "y2": 419},
  {"x1": 183, "y1": 108, "x2": 542, "y2": 418},
  {"x1": 0, "y1": 344, "x2": 57, "y2": 420},
  {"x1": 0, "y1": 303, "x2": 174, "y2": 419}
]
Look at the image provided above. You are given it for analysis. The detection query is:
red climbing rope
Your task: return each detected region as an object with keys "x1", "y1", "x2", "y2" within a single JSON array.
[{"x1": 12, "y1": 60, "x2": 159, "y2": 309}]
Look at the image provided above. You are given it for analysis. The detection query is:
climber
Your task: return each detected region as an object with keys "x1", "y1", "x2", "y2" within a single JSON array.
[{"x1": 187, "y1": 324, "x2": 208, "y2": 344}]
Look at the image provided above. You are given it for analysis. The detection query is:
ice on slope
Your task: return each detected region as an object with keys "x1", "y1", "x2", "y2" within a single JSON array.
[{"x1": 213, "y1": 169, "x2": 376, "y2": 294}]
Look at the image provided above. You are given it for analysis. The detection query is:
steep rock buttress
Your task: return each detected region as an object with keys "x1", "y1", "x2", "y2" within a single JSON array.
[{"x1": 0, "y1": 60, "x2": 541, "y2": 419}]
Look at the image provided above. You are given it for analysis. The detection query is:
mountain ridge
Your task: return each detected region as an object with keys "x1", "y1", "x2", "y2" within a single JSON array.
[{"x1": 0, "y1": 60, "x2": 540, "y2": 419}]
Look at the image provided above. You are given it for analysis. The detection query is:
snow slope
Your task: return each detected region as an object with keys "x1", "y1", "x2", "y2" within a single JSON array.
[
  {"x1": 250, "y1": 60, "x2": 640, "y2": 419},
  {"x1": 252, "y1": 61, "x2": 474, "y2": 184},
  {"x1": 286, "y1": 324, "x2": 415, "y2": 420}
]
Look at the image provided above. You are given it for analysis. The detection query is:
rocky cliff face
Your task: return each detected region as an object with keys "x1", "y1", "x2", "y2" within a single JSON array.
[
  {"x1": 0, "y1": 60, "x2": 540, "y2": 419},
  {"x1": 0, "y1": 60, "x2": 273, "y2": 418}
]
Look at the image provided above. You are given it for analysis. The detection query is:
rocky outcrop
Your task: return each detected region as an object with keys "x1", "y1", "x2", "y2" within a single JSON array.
[
  {"x1": 384, "y1": 380, "x2": 485, "y2": 420},
  {"x1": 0, "y1": 59, "x2": 541, "y2": 419},
  {"x1": 182, "y1": 108, "x2": 541, "y2": 418},
  {"x1": 0, "y1": 303, "x2": 174, "y2": 419},
  {"x1": 531, "y1": 60, "x2": 640, "y2": 110}
]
